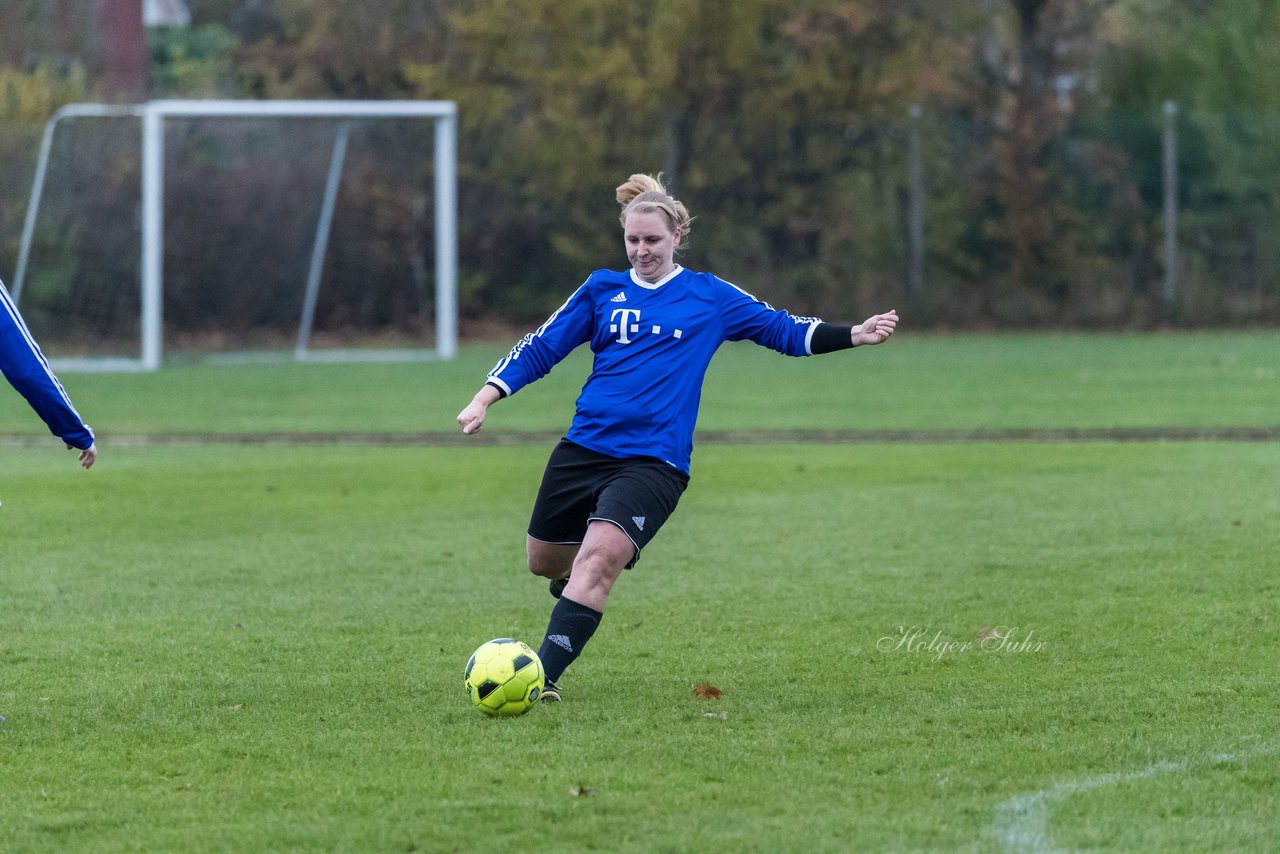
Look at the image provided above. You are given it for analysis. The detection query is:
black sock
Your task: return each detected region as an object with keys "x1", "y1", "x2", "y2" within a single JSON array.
[{"x1": 537, "y1": 596, "x2": 603, "y2": 684}]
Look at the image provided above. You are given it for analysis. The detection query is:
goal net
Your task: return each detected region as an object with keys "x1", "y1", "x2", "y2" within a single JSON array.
[{"x1": 12, "y1": 100, "x2": 457, "y2": 371}]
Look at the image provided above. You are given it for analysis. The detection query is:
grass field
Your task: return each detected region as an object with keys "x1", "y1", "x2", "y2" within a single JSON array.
[{"x1": 2, "y1": 332, "x2": 1278, "y2": 852}]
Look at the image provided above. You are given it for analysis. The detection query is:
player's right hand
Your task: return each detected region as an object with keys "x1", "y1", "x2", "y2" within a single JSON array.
[{"x1": 457, "y1": 403, "x2": 487, "y2": 435}]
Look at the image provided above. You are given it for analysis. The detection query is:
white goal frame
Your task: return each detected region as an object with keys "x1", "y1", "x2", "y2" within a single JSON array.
[{"x1": 14, "y1": 99, "x2": 458, "y2": 371}]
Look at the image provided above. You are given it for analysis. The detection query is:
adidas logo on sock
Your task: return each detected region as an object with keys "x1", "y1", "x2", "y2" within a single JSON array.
[
  {"x1": 610, "y1": 291, "x2": 627, "y2": 302},
  {"x1": 548, "y1": 634, "x2": 573, "y2": 652}
]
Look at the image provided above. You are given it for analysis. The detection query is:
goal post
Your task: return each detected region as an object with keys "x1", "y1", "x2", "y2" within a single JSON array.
[{"x1": 14, "y1": 99, "x2": 458, "y2": 371}]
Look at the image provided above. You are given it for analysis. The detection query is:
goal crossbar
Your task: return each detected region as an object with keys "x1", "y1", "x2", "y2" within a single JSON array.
[{"x1": 15, "y1": 99, "x2": 458, "y2": 371}]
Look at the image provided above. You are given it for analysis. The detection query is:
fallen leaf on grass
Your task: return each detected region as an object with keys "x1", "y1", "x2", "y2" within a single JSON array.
[
  {"x1": 693, "y1": 683, "x2": 722, "y2": 700},
  {"x1": 568, "y1": 783, "x2": 591, "y2": 797},
  {"x1": 976, "y1": 626, "x2": 1005, "y2": 641}
]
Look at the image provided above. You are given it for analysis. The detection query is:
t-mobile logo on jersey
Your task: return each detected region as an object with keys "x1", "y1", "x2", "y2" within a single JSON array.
[
  {"x1": 610, "y1": 308, "x2": 642, "y2": 343},
  {"x1": 610, "y1": 308, "x2": 683, "y2": 344}
]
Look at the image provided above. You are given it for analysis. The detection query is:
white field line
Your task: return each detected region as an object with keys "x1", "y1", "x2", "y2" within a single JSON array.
[{"x1": 993, "y1": 743, "x2": 1280, "y2": 853}]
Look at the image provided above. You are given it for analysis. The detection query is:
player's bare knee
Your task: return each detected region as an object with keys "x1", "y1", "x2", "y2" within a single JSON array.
[
  {"x1": 571, "y1": 545, "x2": 628, "y2": 585},
  {"x1": 564, "y1": 560, "x2": 618, "y2": 603}
]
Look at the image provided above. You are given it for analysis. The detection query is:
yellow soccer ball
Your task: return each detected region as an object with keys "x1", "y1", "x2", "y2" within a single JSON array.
[{"x1": 463, "y1": 638, "x2": 546, "y2": 716}]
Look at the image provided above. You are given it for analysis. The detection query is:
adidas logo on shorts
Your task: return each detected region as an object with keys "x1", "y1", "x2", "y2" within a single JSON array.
[{"x1": 632, "y1": 516, "x2": 646, "y2": 531}]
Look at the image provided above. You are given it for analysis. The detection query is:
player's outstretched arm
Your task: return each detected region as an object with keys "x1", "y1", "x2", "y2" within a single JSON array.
[
  {"x1": 457, "y1": 383, "x2": 503, "y2": 435},
  {"x1": 852, "y1": 309, "x2": 898, "y2": 346}
]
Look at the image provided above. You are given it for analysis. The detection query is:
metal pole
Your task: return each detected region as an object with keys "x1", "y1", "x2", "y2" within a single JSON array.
[
  {"x1": 13, "y1": 117, "x2": 62, "y2": 305},
  {"x1": 297, "y1": 121, "x2": 351, "y2": 359},
  {"x1": 141, "y1": 104, "x2": 164, "y2": 370},
  {"x1": 907, "y1": 105, "x2": 926, "y2": 300},
  {"x1": 435, "y1": 112, "x2": 458, "y2": 360},
  {"x1": 1162, "y1": 100, "x2": 1179, "y2": 311}
]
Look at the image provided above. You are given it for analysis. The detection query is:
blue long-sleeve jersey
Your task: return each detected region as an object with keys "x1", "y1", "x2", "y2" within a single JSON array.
[
  {"x1": 487, "y1": 266, "x2": 820, "y2": 473},
  {"x1": 0, "y1": 278, "x2": 95, "y2": 450}
]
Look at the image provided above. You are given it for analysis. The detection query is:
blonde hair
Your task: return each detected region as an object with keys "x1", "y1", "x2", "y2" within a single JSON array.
[{"x1": 616, "y1": 173, "x2": 692, "y2": 245}]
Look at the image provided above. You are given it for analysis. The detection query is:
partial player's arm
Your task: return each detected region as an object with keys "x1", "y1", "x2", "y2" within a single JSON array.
[{"x1": 1, "y1": 278, "x2": 97, "y2": 468}]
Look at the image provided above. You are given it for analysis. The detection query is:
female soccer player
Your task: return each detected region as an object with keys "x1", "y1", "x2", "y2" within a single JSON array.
[
  {"x1": 457, "y1": 174, "x2": 895, "y2": 701},
  {"x1": 1, "y1": 277, "x2": 97, "y2": 469}
]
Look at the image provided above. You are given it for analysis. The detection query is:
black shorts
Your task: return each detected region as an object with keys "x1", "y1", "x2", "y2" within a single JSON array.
[{"x1": 527, "y1": 439, "x2": 689, "y2": 568}]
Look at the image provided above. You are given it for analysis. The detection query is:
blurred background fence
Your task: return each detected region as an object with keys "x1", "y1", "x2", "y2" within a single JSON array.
[{"x1": 2, "y1": 0, "x2": 1277, "y2": 354}]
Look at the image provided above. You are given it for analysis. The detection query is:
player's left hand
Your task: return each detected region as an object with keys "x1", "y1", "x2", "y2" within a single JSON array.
[
  {"x1": 67, "y1": 442, "x2": 97, "y2": 469},
  {"x1": 854, "y1": 309, "x2": 898, "y2": 346}
]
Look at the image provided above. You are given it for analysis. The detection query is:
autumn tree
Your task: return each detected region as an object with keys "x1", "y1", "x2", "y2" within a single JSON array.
[
  {"x1": 392, "y1": 0, "x2": 979, "y2": 321},
  {"x1": 957, "y1": 0, "x2": 1122, "y2": 320}
]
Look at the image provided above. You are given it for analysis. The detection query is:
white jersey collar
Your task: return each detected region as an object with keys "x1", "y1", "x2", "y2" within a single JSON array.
[{"x1": 630, "y1": 264, "x2": 684, "y2": 290}]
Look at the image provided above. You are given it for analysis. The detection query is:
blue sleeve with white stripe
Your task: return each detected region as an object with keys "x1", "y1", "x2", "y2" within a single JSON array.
[
  {"x1": 486, "y1": 280, "x2": 596, "y2": 397},
  {"x1": 715, "y1": 277, "x2": 820, "y2": 356},
  {"x1": 0, "y1": 279, "x2": 95, "y2": 449}
]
